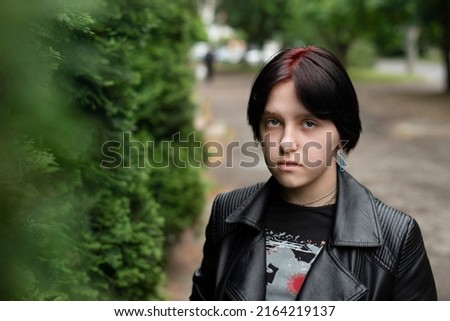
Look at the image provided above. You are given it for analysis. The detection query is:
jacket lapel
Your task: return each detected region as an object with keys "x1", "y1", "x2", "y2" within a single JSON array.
[
  {"x1": 297, "y1": 246, "x2": 368, "y2": 300},
  {"x1": 222, "y1": 179, "x2": 275, "y2": 300},
  {"x1": 298, "y1": 171, "x2": 382, "y2": 300},
  {"x1": 225, "y1": 231, "x2": 266, "y2": 300},
  {"x1": 331, "y1": 171, "x2": 383, "y2": 247}
]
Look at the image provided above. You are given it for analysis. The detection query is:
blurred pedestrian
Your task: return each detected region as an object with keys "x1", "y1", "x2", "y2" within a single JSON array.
[
  {"x1": 203, "y1": 46, "x2": 215, "y2": 81},
  {"x1": 190, "y1": 46, "x2": 437, "y2": 301}
]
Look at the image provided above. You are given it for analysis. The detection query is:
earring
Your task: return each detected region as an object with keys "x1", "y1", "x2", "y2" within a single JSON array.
[{"x1": 338, "y1": 149, "x2": 347, "y2": 172}]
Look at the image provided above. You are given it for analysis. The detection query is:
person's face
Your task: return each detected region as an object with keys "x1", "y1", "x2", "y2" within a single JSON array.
[{"x1": 259, "y1": 80, "x2": 340, "y2": 200}]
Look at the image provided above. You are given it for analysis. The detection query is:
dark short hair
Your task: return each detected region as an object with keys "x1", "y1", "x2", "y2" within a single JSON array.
[{"x1": 247, "y1": 46, "x2": 362, "y2": 153}]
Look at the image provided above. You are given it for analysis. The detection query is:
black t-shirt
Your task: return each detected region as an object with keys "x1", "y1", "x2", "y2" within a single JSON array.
[{"x1": 265, "y1": 192, "x2": 335, "y2": 300}]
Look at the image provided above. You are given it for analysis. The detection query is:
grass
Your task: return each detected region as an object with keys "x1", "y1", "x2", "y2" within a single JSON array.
[
  {"x1": 214, "y1": 62, "x2": 425, "y2": 84},
  {"x1": 348, "y1": 67, "x2": 424, "y2": 84}
]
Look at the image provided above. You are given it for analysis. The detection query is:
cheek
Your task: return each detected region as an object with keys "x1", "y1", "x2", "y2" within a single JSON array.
[
  {"x1": 302, "y1": 143, "x2": 325, "y2": 165},
  {"x1": 260, "y1": 128, "x2": 278, "y2": 147},
  {"x1": 303, "y1": 131, "x2": 339, "y2": 164},
  {"x1": 261, "y1": 137, "x2": 276, "y2": 157},
  {"x1": 326, "y1": 130, "x2": 341, "y2": 153},
  {"x1": 260, "y1": 132, "x2": 278, "y2": 163}
]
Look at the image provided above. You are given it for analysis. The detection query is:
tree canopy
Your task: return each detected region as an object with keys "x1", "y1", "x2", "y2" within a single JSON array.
[
  {"x1": 217, "y1": 0, "x2": 293, "y2": 48},
  {"x1": 217, "y1": 0, "x2": 450, "y2": 91}
]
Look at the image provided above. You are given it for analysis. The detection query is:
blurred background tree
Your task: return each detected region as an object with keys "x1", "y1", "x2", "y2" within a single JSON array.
[
  {"x1": 0, "y1": 0, "x2": 206, "y2": 300},
  {"x1": 216, "y1": 0, "x2": 450, "y2": 91},
  {"x1": 417, "y1": 0, "x2": 450, "y2": 90},
  {"x1": 216, "y1": 0, "x2": 293, "y2": 49}
]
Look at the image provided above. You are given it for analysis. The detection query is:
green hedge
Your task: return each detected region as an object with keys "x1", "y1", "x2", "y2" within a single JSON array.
[{"x1": 0, "y1": 0, "x2": 206, "y2": 300}]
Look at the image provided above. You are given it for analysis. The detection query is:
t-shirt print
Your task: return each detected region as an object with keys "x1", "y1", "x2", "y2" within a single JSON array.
[{"x1": 265, "y1": 230, "x2": 326, "y2": 301}]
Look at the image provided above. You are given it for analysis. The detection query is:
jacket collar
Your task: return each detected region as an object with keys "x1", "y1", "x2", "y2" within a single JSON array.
[
  {"x1": 226, "y1": 171, "x2": 383, "y2": 247},
  {"x1": 331, "y1": 170, "x2": 383, "y2": 246},
  {"x1": 224, "y1": 176, "x2": 276, "y2": 230}
]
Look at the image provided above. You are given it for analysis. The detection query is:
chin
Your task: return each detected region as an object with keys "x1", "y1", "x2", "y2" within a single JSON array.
[
  {"x1": 271, "y1": 166, "x2": 336, "y2": 191},
  {"x1": 272, "y1": 173, "x2": 309, "y2": 190}
]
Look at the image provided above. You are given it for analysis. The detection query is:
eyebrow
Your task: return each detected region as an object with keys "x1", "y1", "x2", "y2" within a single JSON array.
[{"x1": 262, "y1": 110, "x2": 317, "y2": 119}]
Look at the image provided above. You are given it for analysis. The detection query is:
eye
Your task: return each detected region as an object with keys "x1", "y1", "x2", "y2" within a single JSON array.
[
  {"x1": 266, "y1": 118, "x2": 281, "y2": 127},
  {"x1": 303, "y1": 120, "x2": 316, "y2": 129}
]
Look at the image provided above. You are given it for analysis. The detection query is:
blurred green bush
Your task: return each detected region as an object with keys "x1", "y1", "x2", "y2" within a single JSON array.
[
  {"x1": 0, "y1": 0, "x2": 206, "y2": 300},
  {"x1": 347, "y1": 39, "x2": 378, "y2": 68}
]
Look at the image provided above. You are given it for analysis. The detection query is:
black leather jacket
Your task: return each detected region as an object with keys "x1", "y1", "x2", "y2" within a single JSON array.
[{"x1": 191, "y1": 171, "x2": 437, "y2": 300}]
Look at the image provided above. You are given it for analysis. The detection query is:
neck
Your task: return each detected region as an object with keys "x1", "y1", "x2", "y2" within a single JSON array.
[{"x1": 281, "y1": 169, "x2": 338, "y2": 207}]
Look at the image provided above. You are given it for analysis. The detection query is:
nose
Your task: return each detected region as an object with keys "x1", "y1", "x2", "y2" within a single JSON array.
[
  {"x1": 280, "y1": 141, "x2": 298, "y2": 154},
  {"x1": 279, "y1": 128, "x2": 298, "y2": 154}
]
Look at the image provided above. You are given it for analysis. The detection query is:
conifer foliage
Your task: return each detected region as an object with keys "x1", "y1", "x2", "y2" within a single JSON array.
[{"x1": 0, "y1": 0, "x2": 205, "y2": 300}]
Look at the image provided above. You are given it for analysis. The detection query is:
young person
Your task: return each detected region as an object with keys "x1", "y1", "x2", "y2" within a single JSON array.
[{"x1": 190, "y1": 46, "x2": 437, "y2": 300}]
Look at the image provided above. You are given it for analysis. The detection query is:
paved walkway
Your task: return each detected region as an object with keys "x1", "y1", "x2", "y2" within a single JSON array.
[{"x1": 164, "y1": 71, "x2": 450, "y2": 300}]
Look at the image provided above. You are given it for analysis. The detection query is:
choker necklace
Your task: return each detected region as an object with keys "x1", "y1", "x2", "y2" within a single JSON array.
[{"x1": 300, "y1": 188, "x2": 337, "y2": 206}]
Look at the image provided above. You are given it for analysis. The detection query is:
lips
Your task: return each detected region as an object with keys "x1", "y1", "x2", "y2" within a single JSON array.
[{"x1": 276, "y1": 161, "x2": 301, "y2": 168}]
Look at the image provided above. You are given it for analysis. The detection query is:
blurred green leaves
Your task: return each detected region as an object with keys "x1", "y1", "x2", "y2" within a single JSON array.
[
  {"x1": 219, "y1": 0, "x2": 449, "y2": 71},
  {"x1": 1, "y1": 0, "x2": 206, "y2": 300}
]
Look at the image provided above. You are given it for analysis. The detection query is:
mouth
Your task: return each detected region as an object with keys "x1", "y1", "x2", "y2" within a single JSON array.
[{"x1": 276, "y1": 161, "x2": 301, "y2": 168}]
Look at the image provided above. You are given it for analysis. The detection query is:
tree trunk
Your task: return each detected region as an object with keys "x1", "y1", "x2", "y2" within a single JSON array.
[
  {"x1": 444, "y1": 43, "x2": 450, "y2": 93},
  {"x1": 405, "y1": 25, "x2": 421, "y2": 74},
  {"x1": 443, "y1": 0, "x2": 450, "y2": 92}
]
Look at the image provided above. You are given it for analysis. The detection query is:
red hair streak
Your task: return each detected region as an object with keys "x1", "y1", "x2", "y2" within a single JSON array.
[{"x1": 287, "y1": 47, "x2": 311, "y2": 69}]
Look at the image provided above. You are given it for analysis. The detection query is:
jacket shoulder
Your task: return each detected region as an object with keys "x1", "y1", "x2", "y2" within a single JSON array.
[
  {"x1": 214, "y1": 182, "x2": 265, "y2": 212},
  {"x1": 208, "y1": 182, "x2": 265, "y2": 240},
  {"x1": 371, "y1": 198, "x2": 424, "y2": 275}
]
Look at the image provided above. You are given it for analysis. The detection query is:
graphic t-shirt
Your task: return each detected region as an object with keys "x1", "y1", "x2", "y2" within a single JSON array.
[{"x1": 265, "y1": 193, "x2": 335, "y2": 300}]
